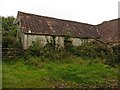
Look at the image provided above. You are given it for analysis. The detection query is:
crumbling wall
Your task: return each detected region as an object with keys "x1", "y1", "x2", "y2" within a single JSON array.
[
  {"x1": 71, "y1": 38, "x2": 82, "y2": 46},
  {"x1": 23, "y1": 34, "x2": 48, "y2": 49},
  {"x1": 23, "y1": 34, "x2": 92, "y2": 49}
]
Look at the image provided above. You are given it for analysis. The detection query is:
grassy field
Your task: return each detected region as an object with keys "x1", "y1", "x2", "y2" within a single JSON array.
[{"x1": 2, "y1": 57, "x2": 118, "y2": 88}]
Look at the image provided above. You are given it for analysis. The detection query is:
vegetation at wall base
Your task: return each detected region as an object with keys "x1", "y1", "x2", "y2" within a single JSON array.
[{"x1": 24, "y1": 40, "x2": 120, "y2": 67}]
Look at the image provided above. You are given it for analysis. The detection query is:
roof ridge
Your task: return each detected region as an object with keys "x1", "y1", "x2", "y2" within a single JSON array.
[{"x1": 18, "y1": 11, "x2": 95, "y2": 26}]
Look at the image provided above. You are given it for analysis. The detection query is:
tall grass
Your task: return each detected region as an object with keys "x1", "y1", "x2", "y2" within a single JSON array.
[{"x1": 2, "y1": 57, "x2": 118, "y2": 88}]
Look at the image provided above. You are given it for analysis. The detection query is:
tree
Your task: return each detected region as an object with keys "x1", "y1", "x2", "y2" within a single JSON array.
[
  {"x1": 2, "y1": 16, "x2": 17, "y2": 37},
  {"x1": 2, "y1": 16, "x2": 18, "y2": 48}
]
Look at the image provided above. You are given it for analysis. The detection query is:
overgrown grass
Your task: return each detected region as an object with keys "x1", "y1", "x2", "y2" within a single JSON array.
[{"x1": 2, "y1": 57, "x2": 118, "y2": 88}]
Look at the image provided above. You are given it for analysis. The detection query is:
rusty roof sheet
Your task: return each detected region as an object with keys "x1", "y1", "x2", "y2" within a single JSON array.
[
  {"x1": 17, "y1": 11, "x2": 99, "y2": 38},
  {"x1": 97, "y1": 19, "x2": 120, "y2": 43}
]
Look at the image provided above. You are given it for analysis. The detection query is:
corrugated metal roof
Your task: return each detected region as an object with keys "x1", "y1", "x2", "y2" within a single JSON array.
[{"x1": 17, "y1": 11, "x2": 99, "y2": 38}]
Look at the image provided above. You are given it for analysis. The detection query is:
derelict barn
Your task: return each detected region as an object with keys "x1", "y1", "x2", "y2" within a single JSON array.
[{"x1": 17, "y1": 11, "x2": 120, "y2": 49}]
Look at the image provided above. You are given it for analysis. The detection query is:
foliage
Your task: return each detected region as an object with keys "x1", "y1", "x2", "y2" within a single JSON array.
[
  {"x1": 105, "y1": 44, "x2": 120, "y2": 66},
  {"x1": 28, "y1": 41, "x2": 43, "y2": 57},
  {"x1": 24, "y1": 39, "x2": 120, "y2": 67},
  {"x1": 67, "y1": 40, "x2": 120, "y2": 66},
  {"x1": 2, "y1": 16, "x2": 18, "y2": 48},
  {"x1": 2, "y1": 16, "x2": 17, "y2": 37},
  {"x1": 25, "y1": 40, "x2": 73, "y2": 61}
]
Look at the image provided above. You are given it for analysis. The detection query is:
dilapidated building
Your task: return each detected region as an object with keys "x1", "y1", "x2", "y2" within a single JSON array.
[{"x1": 17, "y1": 11, "x2": 120, "y2": 49}]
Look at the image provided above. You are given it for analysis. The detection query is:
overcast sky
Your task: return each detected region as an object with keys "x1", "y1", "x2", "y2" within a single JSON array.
[{"x1": 0, "y1": 0, "x2": 119, "y2": 25}]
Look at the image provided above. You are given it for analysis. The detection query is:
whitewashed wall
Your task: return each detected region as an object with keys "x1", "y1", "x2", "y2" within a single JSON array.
[
  {"x1": 55, "y1": 37, "x2": 64, "y2": 48},
  {"x1": 22, "y1": 34, "x2": 92, "y2": 49},
  {"x1": 23, "y1": 34, "x2": 49, "y2": 49},
  {"x1": 71, "y1": 38, "x2": 82, "y2": 46}
]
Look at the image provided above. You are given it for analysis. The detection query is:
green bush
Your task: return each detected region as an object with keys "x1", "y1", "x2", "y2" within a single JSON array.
[
  {"x1": 2, "y1": 36, "x2": 18, "y2": 48},
  {"x1": 104, "y1": 44, "x2": 120, "y2": 66},
  {"x1": 67, "y1": 40, "x2": 120, "y2": 66},
  {"x1": 28, "y1": 41, "x2": 43, "y2": 57},
  {"x1": 26, "y1": 40, "x2": 73, "y2": 61},
  {"x1": 2, "y1": 16, "x2": 18, "y2": 48},
  {"x1": 24, "y1": 39, "x2": 119, "y2": 66},
  {"x1": 68, "y1": 41, "x2": 107, "y2": 59}
]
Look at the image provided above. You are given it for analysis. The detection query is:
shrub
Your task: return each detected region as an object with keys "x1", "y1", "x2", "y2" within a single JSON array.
[
  {"x1": 67, "y1": 40, "x2": 120, "y2": 66},
  {"x1": 28, "y1": 41, "x2": 43, "y2": 57},
  {"x1": 26, "y1": 40, "x2": 73, "y2": 61},
  {"x1": 104, "y1": 44, "x2": 120, "y2": 66},
  {"x1": 24, "y1": 39, "x2": 119, "y2": 66},
  {"x1": 68, "y1": 41, "x2": 107, "y2": 59}
]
